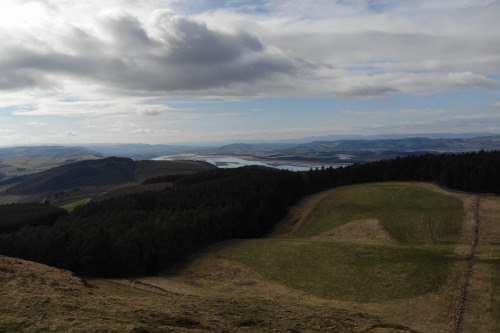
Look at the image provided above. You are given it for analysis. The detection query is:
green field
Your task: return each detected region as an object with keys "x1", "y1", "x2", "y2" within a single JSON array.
[
  {"x1": 292, "y1": 183, "x2": 463, "y2": 243},
  {"x1": 61, "y1": 198, "x2": 91, "y2": 212},
  {"x1": 214, "y1": 239, "x2": 456, "y2": 302},
  {"x1": 212, "y1": 183, "x2": 464, "y2": 302}
]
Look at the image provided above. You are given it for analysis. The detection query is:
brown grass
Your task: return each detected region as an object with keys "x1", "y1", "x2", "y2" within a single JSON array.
[
  {"x1": 458, "y1": 195, "x2": 500, "y2": 332},
  {"x1": 0, "y1": 254, "x2": 411, "y2": 332},
  {"x1": 312, "y1": 218, "x2": 393, "y2": 242}
]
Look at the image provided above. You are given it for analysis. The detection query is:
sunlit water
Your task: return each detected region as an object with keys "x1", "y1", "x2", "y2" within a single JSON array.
[{"x1": 153, "y1": 154, "x2": 350, "y2": 171}]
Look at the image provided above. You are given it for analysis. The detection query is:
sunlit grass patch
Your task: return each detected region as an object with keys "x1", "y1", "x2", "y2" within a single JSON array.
[
  {"x1": 61, "y1": 198, "x2": 90, "y2": 212},
  {"x1": 209, "y1": 183, "x2": 464, "y2": 302},
  {"x1": 215, "y1": 238, "x2": 456, "y2": 302},
  {"x1": 292, "y1": 183, "x2": 463, "y2": 243}
]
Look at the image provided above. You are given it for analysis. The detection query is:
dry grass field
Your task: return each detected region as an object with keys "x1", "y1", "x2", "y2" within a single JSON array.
[{"x1": 1, "y1": 182, "x2": 499, "y2": 332}]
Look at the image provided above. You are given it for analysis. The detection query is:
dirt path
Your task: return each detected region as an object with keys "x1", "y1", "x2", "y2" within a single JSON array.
[
  {"x1": 269, "y1": 189, "x2": 331, "y2": 237},
  {"x1": 453, "y1": 196, "x2": 480, "y2": 332}
]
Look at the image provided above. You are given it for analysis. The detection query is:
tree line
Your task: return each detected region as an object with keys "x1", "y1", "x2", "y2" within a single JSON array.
[{"x1": 0, "y1": 150, "x2": 498, "y2": 277}]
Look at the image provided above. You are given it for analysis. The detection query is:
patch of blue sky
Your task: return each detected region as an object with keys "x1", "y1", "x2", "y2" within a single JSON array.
[
  {"x1": 173, "y1": 0, "x2": 271, "y2": 15},
  {"x1": 60, "y1": 98, "x2": 81, "y2": 103},
  {"x1": 0, "y1": 105, "x2": 36, "y2": 114},
  {"x1": 390, "y1": 89, "x2": 499, "y2": 111}
]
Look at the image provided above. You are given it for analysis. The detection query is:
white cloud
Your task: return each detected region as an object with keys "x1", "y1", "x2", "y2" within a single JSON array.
[
  {"x1": 25, "y1": 121, "x2": 46, "y2": 126},
  {"x1": 213, "y1": 112, "x2": 248, "y2": 117},
  {"x1": 0, "y1": 1, "x2": 497, "y2": 100},
  {"x1": 131, "y1": 128, "x2": 154, "y2": 134},
  {"x1": 63, "y1": 131, "x2": 77, "y2": 137},
  {"x1": 137, "y1": 109, "x2": 163, "y2": 116},
  {"x1": 327, "y1": 71, "x2": 496, "y2": 99},
  {"x1": 0, "y1": 0, "x2": 499, "y2": 146}
]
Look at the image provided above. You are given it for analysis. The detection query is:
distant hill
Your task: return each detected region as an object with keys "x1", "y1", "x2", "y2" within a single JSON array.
[
  {"x1": 205, "y1": 135, "x2": 500, "y2": 163},
  {"x1": 295, "y1": 136, "x2": 500, "y2": 152},
  {"x1": 2, "y1": 157, "x2": 216, "y2": 195},
  {"x1": 83, "y1": 143, "x2": 203, "y2": 159},
  {"x1": 213, "y1": 136, "x2": 500, "y2": 154},
  {"x1": 0, "y1": 146, "x2": 103, "y2": 180},
  {"x1": 0, "y1": 146, "x2": 101, "y2": 159}
]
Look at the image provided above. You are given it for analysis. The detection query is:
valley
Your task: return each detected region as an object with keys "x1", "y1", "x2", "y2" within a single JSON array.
[
  {"x1": 1, "y1": 182, "x2": 499, "y2": 332},
  {"x1": 0, "y1": 149, "x2": 498, "y2": 332}
]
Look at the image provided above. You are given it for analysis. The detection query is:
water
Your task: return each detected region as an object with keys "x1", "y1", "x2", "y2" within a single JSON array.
[{"x1": 153, "y1": 154, "x2": 349, "y2": 171}]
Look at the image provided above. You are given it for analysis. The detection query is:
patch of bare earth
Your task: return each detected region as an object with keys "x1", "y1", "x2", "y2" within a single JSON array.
[
  {"x1": 270, "y1": 189, "x2": 331, "y2": 237},
  {"x1": 312, "y1": 218, "x2": 393, "y2": 242}
]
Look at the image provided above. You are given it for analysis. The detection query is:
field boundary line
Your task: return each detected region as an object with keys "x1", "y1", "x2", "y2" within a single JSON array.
[{"x1": 453, "y1": 195, "x2": 480, "y2": 332}]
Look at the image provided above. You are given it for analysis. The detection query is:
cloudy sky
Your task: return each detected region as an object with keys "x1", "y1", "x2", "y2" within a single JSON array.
[{"x1": 1, "y1": 0, "x2": 499, "y2": 146}]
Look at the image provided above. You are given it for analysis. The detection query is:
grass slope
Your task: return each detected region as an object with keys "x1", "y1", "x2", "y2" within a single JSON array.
[
  {"x1": 3, "y1": 182, "x2": 498, "y2": 332},
  {"x1": 0, "y1": 255, "x2": 399, "y2": 332},
  {"x1": 213, "y1": 183, "x2": 464, "y2": 302},
  {"x1": 293, "y1": 183, "x2": 463, "y2": 243},
  {"x1": 61, "y1": 198, "x2": 91, "y2": 212},
  {"x1": 214, "y1": 239, "x2": 454, "y2": 302}
]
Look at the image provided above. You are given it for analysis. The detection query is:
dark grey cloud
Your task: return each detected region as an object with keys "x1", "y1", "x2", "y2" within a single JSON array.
[
  {"x1": 332, "y1": 84, "x2": 399, "y2": 100},
  {"x1": 0, "y1": 10, "x2": 298, "y2": 94}
]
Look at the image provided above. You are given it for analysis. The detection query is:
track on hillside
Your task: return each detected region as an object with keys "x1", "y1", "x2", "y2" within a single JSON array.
[{"x1": 453, "y1": 196, "x2": 480, "y2": 332}]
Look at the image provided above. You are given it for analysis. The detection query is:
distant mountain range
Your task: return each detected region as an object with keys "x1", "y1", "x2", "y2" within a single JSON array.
[
  {"x1": 0, "y1": 135, "x2": 499, "y2": 174},
  {"x1": 79, "y1": 134, "x2": 500, "y2": 159}
]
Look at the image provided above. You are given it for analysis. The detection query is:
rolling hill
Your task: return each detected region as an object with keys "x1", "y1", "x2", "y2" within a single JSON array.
[
  {"x1": 1, "y1": 157, "x2": 216, "y2": 196},
  {"x1": 0, "y1": 146, "x2": 103, "y2": 180},
  {"x1": 162, "y1": 182, "x2": 500, "y2": 332}
]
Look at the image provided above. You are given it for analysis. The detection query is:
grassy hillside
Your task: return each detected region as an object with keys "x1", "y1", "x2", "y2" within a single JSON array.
[
  {"x1": 0, "y1": 255, "x2": 402, "y2": 332},
  {"x1": 0, "y1": 156, "x2": 103, "y2": 180},
  {"x1": 3, "y1": 157, "x2": 136, "y2": 195},
  {"x1": 1, "y1": 157, "x2": 216, "y2": 196},
  {"x1": 2, "y1": 182, "x2": 499, "y2": 332},
  {"x1": 292, "y1": 183, "x2": 463, "y2": 242},
  {"x1": 210, "y1": 183, "x2": 464, "y2": 302},
  {"x1": 214, "y1": 238, "x2": 454, "y2": 302}
]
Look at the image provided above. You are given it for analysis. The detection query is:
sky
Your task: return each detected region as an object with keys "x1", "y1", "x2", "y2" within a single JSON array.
[{"x1": 0, "y1": 0, "x2": 499, "y2": 146}]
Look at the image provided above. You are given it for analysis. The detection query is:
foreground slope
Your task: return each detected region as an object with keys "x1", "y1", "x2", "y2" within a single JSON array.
[
  {"x1": 0, "y1": 255, "x2": 408, "y2": 332},
  {"x1": 153, "y1": 182, "x2": 499, "y2": 333}
]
